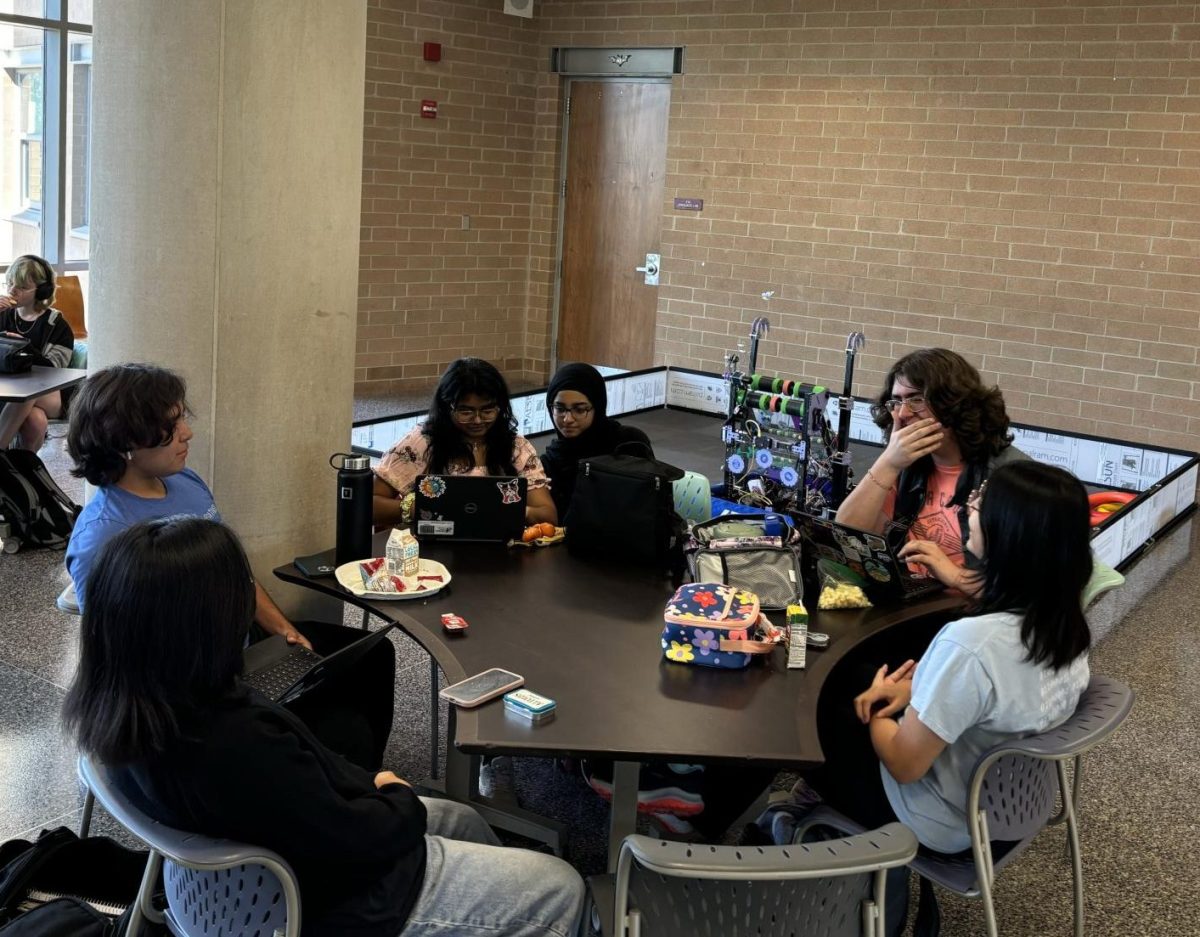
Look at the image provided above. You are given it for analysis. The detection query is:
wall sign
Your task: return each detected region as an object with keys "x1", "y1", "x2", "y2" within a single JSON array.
[
  {"x1": 674, "y1": 197, "x2": 703, "y2": 211},
  {"x1": 421, "y1": 100, "x2": 437, "y2": 119}
]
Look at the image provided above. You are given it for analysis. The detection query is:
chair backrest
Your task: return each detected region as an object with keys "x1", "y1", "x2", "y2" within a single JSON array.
[
  {"x1": 617, "y1": 825, "x2": 917, "y2": 937},
  {"x1": 77, "y1": 755, "x2": 301, "y2": 937},
  {"x1": 673, "y1": 470, "x2": 712, "y2": 524},
  {"x1": 55, "y1": 274, "x2": 86, "y2": 338},
  {"x1": 969, "y1": 675, "x2": 1135, "y2": 840},
  {"x1": 974, "y1": 754, "x2": 1058, "y2": 842}
]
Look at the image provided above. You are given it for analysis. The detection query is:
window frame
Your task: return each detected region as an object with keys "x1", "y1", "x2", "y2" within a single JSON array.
[{"x1": 0, "y1": 0, "x2": 91, "y2": 273}]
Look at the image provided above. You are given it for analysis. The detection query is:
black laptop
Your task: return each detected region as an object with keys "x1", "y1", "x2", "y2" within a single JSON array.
[
  {"x1": 242, "y1": 625, "x2": 395, "y2": 705},
  {"x1": 795, "y1": 514, "x2": 945, "y2": 603},
  {"x1": 412, "y1": 474, "x2": 527, "y2": 542}
]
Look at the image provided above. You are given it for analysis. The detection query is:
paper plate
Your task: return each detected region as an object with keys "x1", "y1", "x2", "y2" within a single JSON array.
[{"x1": 335, "y1": 557, "x2": 452, "y2": 601}]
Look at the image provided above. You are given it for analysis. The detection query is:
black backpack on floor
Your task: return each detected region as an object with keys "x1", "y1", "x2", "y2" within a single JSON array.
[
  {"x1": 0, "y1": 450, "x2": 80, "y2": 552},
  {"x1": 565, "y1": 452, "x2": 687, "y2": 574},
  {"x1": 0, "y1": 827, "x2": 148, "y2": 935}
]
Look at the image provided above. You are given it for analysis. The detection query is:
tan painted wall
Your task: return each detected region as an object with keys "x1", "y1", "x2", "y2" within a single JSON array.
[{"x1": 361, "y1": 1, "x2": 1200, "y2": 451}]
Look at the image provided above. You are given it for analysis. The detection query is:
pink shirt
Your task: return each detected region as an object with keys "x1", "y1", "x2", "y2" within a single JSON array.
[
  {"x1": 884, "y1": 462, "x2": 967, "y2": 567},
  {"x1": 375, "y1": 425, "x2": 549, "y2": 498}
]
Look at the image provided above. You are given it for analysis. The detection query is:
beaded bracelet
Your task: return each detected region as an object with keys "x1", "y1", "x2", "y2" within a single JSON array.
[{"x1": 864, "y1": 469, "x2": 893, "y2": 493}]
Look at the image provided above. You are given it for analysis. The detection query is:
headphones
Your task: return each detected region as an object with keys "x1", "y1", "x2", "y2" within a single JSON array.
[{"x1": 31, "y1": 257, "x2": 55, "y2": 303}]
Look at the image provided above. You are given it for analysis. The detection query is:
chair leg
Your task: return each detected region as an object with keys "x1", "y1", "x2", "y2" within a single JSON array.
[
  {"x1": 126, "y1": 849, "x2": 165, "y2": 936},
  {"x1": 1059, "y1": 762, "x2": 1085, "y2": 937},
  {"x1": 78, "y1": 789, "x2": 94, "y2": 837}
]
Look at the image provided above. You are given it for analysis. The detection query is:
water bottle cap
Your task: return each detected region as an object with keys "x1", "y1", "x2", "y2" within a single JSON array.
[{"x1": 343, "y1": 455, "x2": 371, "y2": 471}]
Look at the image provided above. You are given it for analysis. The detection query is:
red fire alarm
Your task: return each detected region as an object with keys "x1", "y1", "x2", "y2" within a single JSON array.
[
  {"x1": 423, "y1": 42, "x2": 441, "y2": 62},
  {"x1": 421, "y1": 100, "x2": 437, "y2": 119}
]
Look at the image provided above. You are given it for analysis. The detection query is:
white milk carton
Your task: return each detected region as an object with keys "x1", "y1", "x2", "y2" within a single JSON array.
[{"x1": 386, "y1": 527, "x2": 420, "y2": 577}]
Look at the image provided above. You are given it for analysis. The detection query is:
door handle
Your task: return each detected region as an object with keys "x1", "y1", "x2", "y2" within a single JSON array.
[{"x1": 635, "y1": 253, "x2": 660, "y2": 286}]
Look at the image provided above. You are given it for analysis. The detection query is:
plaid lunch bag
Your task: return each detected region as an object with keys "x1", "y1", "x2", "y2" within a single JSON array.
[{"x1": 661, "y1": 582, "x2": 784, "y2": 670}]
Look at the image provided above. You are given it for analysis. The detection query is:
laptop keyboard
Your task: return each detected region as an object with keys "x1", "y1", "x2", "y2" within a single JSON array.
[{"x1": 246, "y1": 647, "x2": 321, "y2": 700}]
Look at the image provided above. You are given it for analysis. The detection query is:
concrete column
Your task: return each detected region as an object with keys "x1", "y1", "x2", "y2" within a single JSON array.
[{"x1": 89, "y1": 0, "x2": 366, "y2": 616}]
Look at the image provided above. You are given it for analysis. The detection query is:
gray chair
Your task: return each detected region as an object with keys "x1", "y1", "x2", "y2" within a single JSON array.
[
  {"x1": 798, "y1": 675, "x2": 1134, "y2": 937},
  {"x1": 588, "y1": 823, "x2": 918, "y2": 937},
  {"x1": 77, "y1": 755, "x2": 302, "y2": 937}
]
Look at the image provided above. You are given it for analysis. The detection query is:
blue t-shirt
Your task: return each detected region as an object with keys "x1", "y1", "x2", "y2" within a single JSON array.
[
  {"x1": 65, "y1": 468, "x2": 222, "y2": 609},
  {"x1": 882, "y1": 611, "x2": 1089, "y2": 853}
]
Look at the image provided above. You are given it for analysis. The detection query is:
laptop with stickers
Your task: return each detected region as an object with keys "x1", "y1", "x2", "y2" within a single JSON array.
[
  {"x1": 413, "y1": 474, "x2": 528, "y2": 542},
  {"x1": 794, "y1": 513, "x2": 945, "y2": 603}
]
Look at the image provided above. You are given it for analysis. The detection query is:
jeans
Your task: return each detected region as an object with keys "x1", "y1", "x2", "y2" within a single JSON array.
[{"x1": 400, "y1": 798, "x2": 586, "y2": 937}]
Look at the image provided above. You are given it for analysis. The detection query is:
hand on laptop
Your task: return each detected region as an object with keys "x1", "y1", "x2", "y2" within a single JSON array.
[
  {"x1": 897, "y1": 539, "x2": 957, "y2": 585},
  {"x1": 374, "y1": 770, "x2": 411, "y2": 789},
  {"x1": 281, "y1": 625, "x2": 314, "y2": 651}
]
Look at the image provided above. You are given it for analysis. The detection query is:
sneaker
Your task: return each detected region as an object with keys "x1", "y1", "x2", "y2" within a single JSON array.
[
  {"x1": 478, "y1": 755, "x2": 515, "y2": 800},
  {"x1": 582, "y1": 760, "x2": 705, "y2": 817},
  {"x1": 647, "y1": 812, "x2": 703, "y2": 842}
]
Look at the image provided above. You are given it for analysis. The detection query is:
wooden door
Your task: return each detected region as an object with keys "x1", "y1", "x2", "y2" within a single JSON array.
[{"x1": 557, "y1": 80, "x2": 670, "y2": 370}]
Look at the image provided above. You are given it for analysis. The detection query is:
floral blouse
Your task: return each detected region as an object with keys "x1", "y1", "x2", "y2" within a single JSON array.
[{"x1": 375, "y1": 425, "x2": 550, "y2": 498}]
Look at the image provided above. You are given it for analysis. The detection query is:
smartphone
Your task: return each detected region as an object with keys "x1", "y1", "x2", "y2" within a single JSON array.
[{"x1": 439, "y1": 668, "x2": 524, "y2": 708}]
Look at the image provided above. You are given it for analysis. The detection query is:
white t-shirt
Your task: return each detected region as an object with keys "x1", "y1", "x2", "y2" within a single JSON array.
[{"x1": 882, "y1": 611, "x2": 1089, "y2": 853}]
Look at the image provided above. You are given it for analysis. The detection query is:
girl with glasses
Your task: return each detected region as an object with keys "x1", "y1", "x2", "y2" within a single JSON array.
[
  {"x1": 836, "y1": 348, "x2": 1027, "y2": 594},
  {"x1": 540, "y1": 362, "x2": 654, "y2": 519},
  {"x1": 373, "y1": 357, "x2": 557, "y2": 527},
  {"x1": 64, "y1": 518, "x2": 585, "y2": 937}
]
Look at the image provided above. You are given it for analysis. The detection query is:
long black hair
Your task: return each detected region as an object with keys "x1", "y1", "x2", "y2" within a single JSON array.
[
  {"x1": 62, "y1": 517, "x2": 255, "y2": 764},
  {"x1": 975, "y1": 461, "x2": 1092, "y2": 670},
  {"x1": 422, "y1": 357, "x2": 518, "y2": 475},
  {"x1": 67, "y1": 363, "x2": 191, "y2": 486},
  {"x1": 873, "y1": 348, "x2": 1012, "y2": 462}
]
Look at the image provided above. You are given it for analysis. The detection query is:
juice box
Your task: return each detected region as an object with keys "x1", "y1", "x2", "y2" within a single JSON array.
[{"x1": 386, "y1": 528, "x2": 420, "y2": 577}]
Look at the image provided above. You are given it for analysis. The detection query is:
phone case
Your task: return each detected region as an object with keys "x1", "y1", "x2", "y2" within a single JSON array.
[{"x1": 438, "y1": 669, "x2": 524, "y2": 708}]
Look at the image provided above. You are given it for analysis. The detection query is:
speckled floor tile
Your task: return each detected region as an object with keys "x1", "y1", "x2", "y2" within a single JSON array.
[{"x1": 0, "y1": 660, "x2": 88, "y2": 840}]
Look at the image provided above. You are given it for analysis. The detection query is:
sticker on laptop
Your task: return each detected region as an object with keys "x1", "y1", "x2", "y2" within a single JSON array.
[
  {"x1": 497, "y1": 478, "x2": 522, "y2": 504},
  {"x1": 419, "y1": 476, "x2": 447, "y2": 499},
  {"x1": 864, "y1": 558, "x2": 893, "y2": 582}
]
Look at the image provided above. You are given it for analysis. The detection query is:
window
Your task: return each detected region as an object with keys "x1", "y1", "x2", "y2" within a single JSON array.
[{"x1": 0, "y1": 1, "x2": 92, "y2": 269}]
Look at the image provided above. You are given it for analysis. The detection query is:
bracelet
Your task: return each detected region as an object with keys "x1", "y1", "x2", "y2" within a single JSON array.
[{"x1": 864, "y1": 469, "x2": 894, "y2": 493}]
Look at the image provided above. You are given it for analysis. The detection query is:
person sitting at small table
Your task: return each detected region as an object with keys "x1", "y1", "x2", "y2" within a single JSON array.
[
  {"x1": 64, "y1": 362, "x2": 395, "y2": 771},
  {"x1": 836, "y1": 348, "x2": 1026, "y2": 595},
  {"x1": 63, "y1": 517, "x2": 586, "y2": 937},
  {"x1": 372, "y1": 357, "x2": 557, "y2": 527},
  {"x1": 0, "y1": 254, "x2": 74, "y2": 451},
  {"x1": 805, "y1": 461, "x2": 1092, "y2": 934},
  {"x1": 540, "y1": 362, "x2": 653, "y2": 520}
]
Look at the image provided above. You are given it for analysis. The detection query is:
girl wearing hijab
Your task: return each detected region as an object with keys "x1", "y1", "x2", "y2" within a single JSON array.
[{"x1": 540, "y1": 363, "x2": 653, "y2": 519}]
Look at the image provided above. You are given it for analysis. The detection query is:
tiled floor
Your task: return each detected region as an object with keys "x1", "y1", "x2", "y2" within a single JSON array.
[{"x1": 1, "y1": 414, "x2": 1196, "y2": 934}]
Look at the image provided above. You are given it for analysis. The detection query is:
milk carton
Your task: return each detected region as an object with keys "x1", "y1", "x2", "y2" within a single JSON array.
[{"x1": 386, "y1": 528, "x2": 420, "y2": 577}]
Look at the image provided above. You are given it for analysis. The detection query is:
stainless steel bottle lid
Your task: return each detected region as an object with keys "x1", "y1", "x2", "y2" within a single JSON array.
[{"x1": 342, "y1": 455, "x2": 371, "y2": 471}]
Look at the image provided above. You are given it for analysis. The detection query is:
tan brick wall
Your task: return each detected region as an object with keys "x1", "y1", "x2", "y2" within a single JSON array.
[
  {"x1": 358, "y1": 0, "x2": 541, "y2": 395},
  {"x1": 363, "y1": 1, "x2": 1200, "y2": 452}
]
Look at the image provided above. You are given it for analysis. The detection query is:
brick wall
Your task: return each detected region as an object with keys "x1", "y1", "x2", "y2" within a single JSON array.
[
  {"x1": 358, "y1": 0, "x2": 540, "y2": 394},
  {"x1": 362, "y1": 1, "x2": 1200, "y2": 452}
]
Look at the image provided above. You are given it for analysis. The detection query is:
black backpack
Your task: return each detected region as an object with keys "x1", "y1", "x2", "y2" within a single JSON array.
[
  {"x1": 564, "y1": 452, "x2": 687, "y2": 573},
  {"x1": 0, "y1": 827, "x2": 148, "y2": 935},
  {"x1": 0, "y1": 450, "x2": 80, "y2": 552}
]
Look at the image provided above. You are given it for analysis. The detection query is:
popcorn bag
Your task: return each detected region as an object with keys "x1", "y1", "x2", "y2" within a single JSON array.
[{"x1": 817, "y1": 573, "x2": 872, "y2": 610}]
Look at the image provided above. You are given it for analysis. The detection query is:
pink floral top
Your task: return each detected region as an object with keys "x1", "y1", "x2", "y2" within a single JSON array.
[{"x1": 375, "y1": 425, "x2": 550, "y2": 498}]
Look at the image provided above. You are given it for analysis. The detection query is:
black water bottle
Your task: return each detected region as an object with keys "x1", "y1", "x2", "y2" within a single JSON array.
[{"x1": 332, "y1": 453, "x2": 373, "y2": 564}]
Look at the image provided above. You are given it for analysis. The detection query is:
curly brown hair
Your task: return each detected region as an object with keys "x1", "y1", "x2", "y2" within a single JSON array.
[
  {"x1": 872, "y1": 348, "x2": 1012, "y2": 461},
  {"x1": 67, "y1": 364, "x2": 192, "y2": 486}
]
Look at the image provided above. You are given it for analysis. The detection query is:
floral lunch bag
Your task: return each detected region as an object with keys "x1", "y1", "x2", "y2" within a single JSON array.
[{"x1": 661, "y1": 582, "x2": 784, "y2": 670}]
